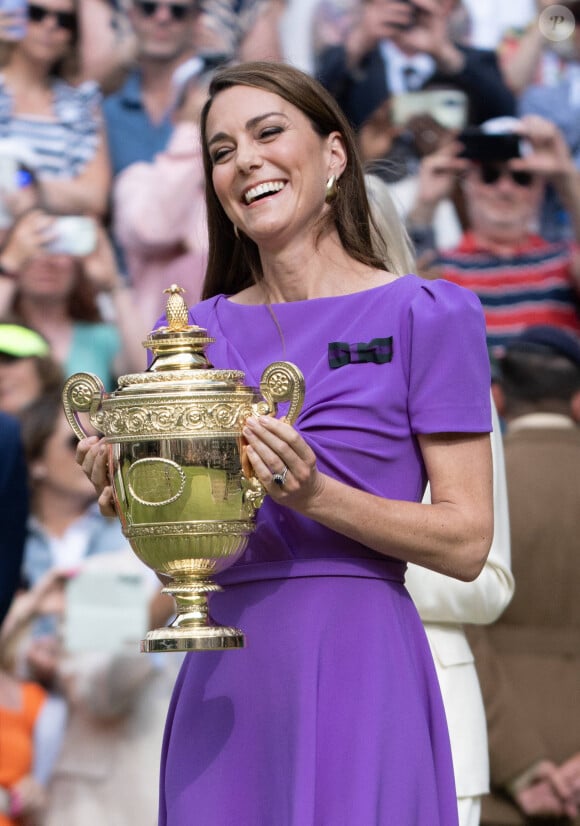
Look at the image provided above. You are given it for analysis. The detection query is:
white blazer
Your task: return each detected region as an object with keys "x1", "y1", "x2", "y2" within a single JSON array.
[{"x1": 406, "y1": 401, "x2": 514, "y2": 799}]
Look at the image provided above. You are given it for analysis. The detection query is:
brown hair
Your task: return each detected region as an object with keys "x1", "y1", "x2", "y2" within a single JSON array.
[
  {"x1": 11, "y1": 261, "x2": 102, "y2": 323},
  {"x1": 0, "y1": 0, "x2": 81, "y2": 81},
  {"x1": 199, "y1": 61, "x2": 388, "y2": 299}
]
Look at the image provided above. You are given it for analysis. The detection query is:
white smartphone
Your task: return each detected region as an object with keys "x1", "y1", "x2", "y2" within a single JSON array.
[
  {"x1": 47, "y1": 216, "x2": 97, "y2": 256},
  {"x1": 391, "y1": 90, "x2": 468, "y2": 131}
]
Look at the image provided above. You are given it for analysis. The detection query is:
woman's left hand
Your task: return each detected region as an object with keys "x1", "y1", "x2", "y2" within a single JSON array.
[{"x1": 242, "y1": 415, "x2": 324, "y2": 507}]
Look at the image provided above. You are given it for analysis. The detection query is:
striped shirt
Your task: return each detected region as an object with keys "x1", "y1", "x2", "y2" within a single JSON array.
[
  {"x1": 0, "y1": 76, "x2": 102, "y2": 179},
  {"x1": 437, "y1": 232, "x2": 580, "y2": 357}
]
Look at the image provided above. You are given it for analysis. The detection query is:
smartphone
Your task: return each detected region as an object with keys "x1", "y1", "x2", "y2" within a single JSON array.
[
  {"x1": 458, "y1": 128, "x2": 522, "y2": 161},
  {"x1": 1, "y1": 0, "x2": 28, "y2": 39},
  {"x1": 46, "y1": 216, "x2": 97, "y2": 256},
  {"x1": 391, "y1": 90, "x2": 468, "y2": 131}
]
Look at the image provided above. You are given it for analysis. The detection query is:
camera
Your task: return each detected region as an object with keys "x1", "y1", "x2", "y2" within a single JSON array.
[
  {"x1": 46, "y1": 216, "x2": 97, "y2": 257},
  {"x1": 458, "y1": 128, "x2": 522, "y2": 162}
]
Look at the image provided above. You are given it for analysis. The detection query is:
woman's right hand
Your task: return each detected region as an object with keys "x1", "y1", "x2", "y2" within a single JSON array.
[
  {"x1": 0, "y1": 209, "x2": 56, "y2": 274},
  {"x1": 76, "y1": 435, "x2": 117, "y2": 517}
]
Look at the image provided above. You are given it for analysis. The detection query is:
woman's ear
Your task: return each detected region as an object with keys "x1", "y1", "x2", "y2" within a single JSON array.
[{"x1": 327, "y1": 131, "x2": 348, "y2": 180}]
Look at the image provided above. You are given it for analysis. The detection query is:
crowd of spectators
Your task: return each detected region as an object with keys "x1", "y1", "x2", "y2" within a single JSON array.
[{"x1": 0, "y1": 0, "x2": 579, "y2": 823}]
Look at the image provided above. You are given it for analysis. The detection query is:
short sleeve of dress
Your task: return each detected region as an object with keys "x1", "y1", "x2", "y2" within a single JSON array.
[{"x1": 406, "y1": 278, "x2": 491, "y2": 434}]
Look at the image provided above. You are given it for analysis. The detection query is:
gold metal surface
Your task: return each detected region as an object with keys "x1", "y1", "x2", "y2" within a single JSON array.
[{"x1": 62, "y1": 284, "x2": 305, "y2": 651}]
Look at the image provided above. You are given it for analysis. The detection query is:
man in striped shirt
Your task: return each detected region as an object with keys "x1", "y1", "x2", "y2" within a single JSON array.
[{"x1": 406, "y1": 114, "x2": 580, "y2": 359}]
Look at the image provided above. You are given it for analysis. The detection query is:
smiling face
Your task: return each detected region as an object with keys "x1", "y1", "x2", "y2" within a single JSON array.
[
  {"x1": 204, "y1": 85, "x2": 346, "y2": 252},
  {"x1": 19, "y1": 0, "x2": 76, "y2": 70}
]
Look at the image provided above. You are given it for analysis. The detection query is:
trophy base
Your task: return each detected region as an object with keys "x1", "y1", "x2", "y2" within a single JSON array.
[
  {"x1": 140, "y1": 578, "x2": 245, "y2": 652},
  {"x1": 141, "y1": 625, "x2": 245, "y2": 652}
]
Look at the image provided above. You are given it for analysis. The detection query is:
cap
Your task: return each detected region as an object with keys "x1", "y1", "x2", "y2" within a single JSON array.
[
  {"x1": 0, "y1": 324, "x2": 50, "y2": 359},
  {"x1": 504, "y1": 325, "x2": 580, "y2": 369}
]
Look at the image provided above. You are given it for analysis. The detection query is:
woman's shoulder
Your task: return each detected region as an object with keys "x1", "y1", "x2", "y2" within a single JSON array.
[{"x1": 403, "y1": 274, "x2": 484, "y2": 315}]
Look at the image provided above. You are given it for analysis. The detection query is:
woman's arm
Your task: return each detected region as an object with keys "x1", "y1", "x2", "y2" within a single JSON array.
[
  {"x1": 38, "y1": 126, "x2": 112, "y2": 218},
  {"x1": 406, "y1": 399, "x2": 514, "y2": 623},
  {"x1": 242, "y1": 415, "x2": 493, "y2": 582}
]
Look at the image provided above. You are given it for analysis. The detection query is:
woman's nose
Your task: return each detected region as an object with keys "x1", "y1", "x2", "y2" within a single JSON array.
[{"x1": 235, "y1": 140, "x2": 263, "y2": 174}]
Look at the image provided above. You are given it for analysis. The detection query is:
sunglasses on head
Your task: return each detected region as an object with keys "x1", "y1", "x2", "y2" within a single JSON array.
[
  {"x1": 478, "y1": 163, "x2": 535, "y2": 188},
  {"x1": 135, "y1": 0, "x2": 193, "y2": 20},
  {"x1": 28, "y1": 3, "x2": 76, "y2": 31}
]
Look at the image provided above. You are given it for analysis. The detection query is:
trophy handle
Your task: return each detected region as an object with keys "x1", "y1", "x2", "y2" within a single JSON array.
[
  {"x1": 62, "y1": 372, "x2": 106, "y2": 440},
  {"x1": 258, "y1": 361, "x2": 305, "y2": 424}
]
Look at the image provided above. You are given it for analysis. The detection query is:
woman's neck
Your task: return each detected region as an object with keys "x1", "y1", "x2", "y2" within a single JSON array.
[
  {"x1": 256, "y1": 229, "x2": 384, "y2": 304},
  {"x1": 4, "y1": 52, "x2": 52, "y2": 92}
]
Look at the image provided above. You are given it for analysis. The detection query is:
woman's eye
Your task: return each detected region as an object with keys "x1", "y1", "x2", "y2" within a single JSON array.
[
  {"x1": 212, "y1": 146, "x2": 233, "y2": 164},
  {"x1": 259, "y1": 126, "x2": 283, "y2": 140}
]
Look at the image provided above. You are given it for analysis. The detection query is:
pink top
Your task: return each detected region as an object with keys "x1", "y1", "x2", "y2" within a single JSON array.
[{"x1": 113, "y1": 122, "x2": 208, "y2": 333}]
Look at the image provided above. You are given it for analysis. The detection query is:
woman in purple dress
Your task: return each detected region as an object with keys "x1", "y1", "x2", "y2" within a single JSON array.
[{"x1": 78, "y1": 62, "x2": 493, "y2": 825}]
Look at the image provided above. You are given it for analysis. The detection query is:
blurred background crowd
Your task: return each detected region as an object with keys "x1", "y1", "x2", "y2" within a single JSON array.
[{"x1": 0, "y1": 0, "x2": 580, "y2": 823}]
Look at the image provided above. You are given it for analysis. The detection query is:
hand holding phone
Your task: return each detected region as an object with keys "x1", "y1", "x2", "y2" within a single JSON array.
[{"x1": 0, "y1": 0, "x2": 27, "y2": 40}]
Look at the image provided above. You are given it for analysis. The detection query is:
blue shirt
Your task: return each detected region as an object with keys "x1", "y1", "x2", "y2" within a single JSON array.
[{"x1": 103, "y1": 70, "x2": 174, "y2": 177}]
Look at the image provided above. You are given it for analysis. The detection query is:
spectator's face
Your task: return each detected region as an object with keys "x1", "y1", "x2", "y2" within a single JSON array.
[
  {"x1": 0, "y1": 356, "x2": 42, "y2": 415},
  {"x1": 32, "y1": 412, "x2": 97, "y2": 503},
  {"x1": 463, "y1": 161, "x2": 544, "y2": 244},
  {"x1": 20, "y1": 0, "x2": 76, "y2": 69},
  {"x1": 19, "y1": 254, "x2": 77, "y2": 302},
  {"x1": 130, "y1": 0, "x2": 198, "y2": 62}
]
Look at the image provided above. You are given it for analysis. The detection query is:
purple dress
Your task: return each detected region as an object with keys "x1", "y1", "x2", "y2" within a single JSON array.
[{"x1": 158, "y1": 275, "x2": 491, "y2": 826}]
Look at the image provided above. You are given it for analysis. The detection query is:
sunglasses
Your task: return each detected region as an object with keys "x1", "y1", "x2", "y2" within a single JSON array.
[
  {"x1": 478, "y1": 163, "x2": 535, "y2": 188},
  {"x1": 28, "y1": 3, "x2": 76, "y2": 31},
  {"x1": 135, "y1": 0, "x2": 193, "y2": 20}
]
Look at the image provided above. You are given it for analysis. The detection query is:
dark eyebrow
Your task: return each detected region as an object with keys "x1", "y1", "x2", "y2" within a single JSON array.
[{"x1": 207, "y1": 111, "x2": 287, "y2": 147}]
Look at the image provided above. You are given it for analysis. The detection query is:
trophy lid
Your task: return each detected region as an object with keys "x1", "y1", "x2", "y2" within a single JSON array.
[
  {"x1": 115, "y1": 284, "x2": 246, "y2": 392},
  {"x1": 143, "y1": 284, "x2": 215, "y2": 372}
]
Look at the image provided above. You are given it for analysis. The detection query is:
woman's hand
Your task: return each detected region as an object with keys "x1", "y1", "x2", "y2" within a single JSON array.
[
  {"x1": 76, "y1": 435, "x2": 117, "y2": 517},
  {"x1": 0, "y1": 209, "x2": 56, "y2": 274},
  {"x1": 242, "y1": 415, "x2": 325, "y2": 508}
]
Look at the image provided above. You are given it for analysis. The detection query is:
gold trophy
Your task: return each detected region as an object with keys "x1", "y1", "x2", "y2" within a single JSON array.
[{"x1": 62, "y1": 285, "x2": 305, "y2": 652}]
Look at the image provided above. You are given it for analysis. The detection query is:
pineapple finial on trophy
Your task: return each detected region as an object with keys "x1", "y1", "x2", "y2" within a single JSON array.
[{"x1": 164, "y1": 284, "x2": 189, "y2": 331}]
